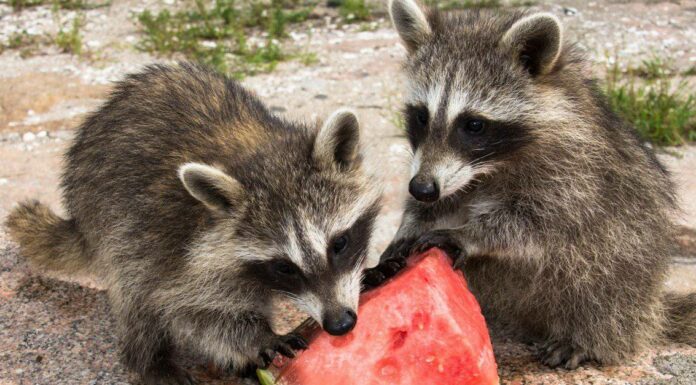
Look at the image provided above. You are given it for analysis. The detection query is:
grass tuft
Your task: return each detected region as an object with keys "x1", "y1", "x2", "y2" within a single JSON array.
[
  {"x1": 422, "y1": 0, "x2": 535, "y2": 10},
  {"x1": 338, "y1": 0, "x2": 371, "y2": 22},
  {"x1": 0, "y1": 30, "x2": 44, "y2": 57},
  {"x1": 9, "y1": 0, "x2": 110, "y2": 10},
  {"x1": 136, "y1": 0, "x2": 316, "y2": 77},
  {"x1": 605, "y1": 59, "x2": 696, "y2": 146},
  {"x1": 424, "y1": 0, "x2": 500, "y2": 11},
  {"x1": 55, "y1": 14, "x2": 84, "y2": 55}
]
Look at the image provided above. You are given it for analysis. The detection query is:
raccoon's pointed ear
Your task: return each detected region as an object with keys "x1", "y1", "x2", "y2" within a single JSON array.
[
  {"x1": 313, "y1": 109, "x2": 361, "y2": 171},
  {"x1": 502, "y1": 13, "x2": 563, "y2": 76},
  {"x1": 389, "y1": 0, "x2": 432, "y2": 53},
  {"x1": 178, "y1": 163, "x2": 244, "y2": 212}
]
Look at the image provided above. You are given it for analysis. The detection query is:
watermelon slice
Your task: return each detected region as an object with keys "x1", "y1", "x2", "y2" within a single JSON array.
[{"x1": 267, "y1": 248, "x2": 499, "y2": 385}]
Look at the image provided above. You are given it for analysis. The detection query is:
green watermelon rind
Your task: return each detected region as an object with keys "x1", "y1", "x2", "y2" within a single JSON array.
[{"x1": 257, "y1": 368, "x2": 277, "y2": 385}]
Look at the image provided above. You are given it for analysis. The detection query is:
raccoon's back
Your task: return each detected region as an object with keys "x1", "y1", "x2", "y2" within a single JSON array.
[{"x1": 60, "y1": 63, "x2": 280, "y2": 253}]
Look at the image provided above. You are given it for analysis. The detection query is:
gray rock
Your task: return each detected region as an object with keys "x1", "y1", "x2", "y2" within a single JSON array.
[
  {"x1": 640, "y1": 353, "x2": 696, "y2": 384},
  {"x1": 22, "y1": 132, "x2": 35, "y2": 142}
]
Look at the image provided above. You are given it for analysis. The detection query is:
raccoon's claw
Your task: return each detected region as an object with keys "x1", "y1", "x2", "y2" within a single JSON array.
[
  {"x1": 257, "y1": 349, "x2": 275, "y2": 368},
  {"x1": 381, "y1": 236, "x2": 417, "y2": 261},
  {"x1": 362, "y1": 268, "x2": 385, "y2": 289},
  {"x1": 257, "y1": 333, "x2": 308, "y2": 368},
  {"x1": 363, "y1": 238, "x2": 414, "y2": 289},
  {"x1": 362, "y1": 256, "x2": 407, "y2": 289},
  {"x1": 539, "y1": 340, "x2": 591, "y2": 370},
  {"x1": 411, "y1": 230, "x2": 465, "y2": 266},
  {"x1": 281, "y1": 333, "x2": 309, "y2": 350}
]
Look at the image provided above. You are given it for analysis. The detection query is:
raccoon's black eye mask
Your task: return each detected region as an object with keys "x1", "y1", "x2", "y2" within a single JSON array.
[
  {"x1": 449, "y1": 113, "x2": 534, "y2": 162},
  {"x1": 270, "y1": 259, "x2": 302, "y2": 278},
  {"x1": 240, "y1": 257, "x2": 307, "y2": 294},
  {"x1": 404, "y1": 104, "x2": 429, "y2": 147}
]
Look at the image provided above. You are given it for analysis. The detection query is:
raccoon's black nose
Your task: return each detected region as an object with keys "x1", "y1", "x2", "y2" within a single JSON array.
[
  {"x1": 409, "y1": 176, "x2": 439, "y2": 202},
  {"x1": 323, "y1": 309, "x2": 357, "y2": 336}
]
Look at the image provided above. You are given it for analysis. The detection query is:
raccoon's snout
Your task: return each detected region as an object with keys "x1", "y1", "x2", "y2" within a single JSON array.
[
  {"x1": 409, "y1": 175, "x2": 439, "y2": 202},
  {"x1": 322, "y1": 308, "x2": 358, "y2": 336}
]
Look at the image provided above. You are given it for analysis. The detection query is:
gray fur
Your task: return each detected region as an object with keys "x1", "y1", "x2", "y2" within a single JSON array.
[
  {"x1": 384, "y1": 0, "x2": 695, "y2": 369},
  {"x1": 6, "y1": 63, "x2": 381, "y2": 384}
]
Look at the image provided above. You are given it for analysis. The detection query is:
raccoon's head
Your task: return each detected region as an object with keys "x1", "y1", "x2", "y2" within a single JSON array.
[
  {"x1": 178, "y1": 109, "x2": 381, "y2": 336},
  {"x1": 390, "y1": 0, "x2": 566, "y2": 202}
]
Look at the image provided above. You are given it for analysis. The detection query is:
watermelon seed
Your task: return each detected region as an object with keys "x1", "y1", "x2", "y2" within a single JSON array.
[{"x1": 380, "y1": 364, "x2": 397, "y2": 377}]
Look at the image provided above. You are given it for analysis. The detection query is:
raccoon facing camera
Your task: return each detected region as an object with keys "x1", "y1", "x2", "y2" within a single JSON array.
[{"x1": 365, "y1": 0, "x2": 696, "y2": 370}]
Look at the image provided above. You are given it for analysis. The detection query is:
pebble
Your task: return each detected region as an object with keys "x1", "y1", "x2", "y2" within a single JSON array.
[
  {"x1": 564, "y1": 7, "x2": 578, "y2": 16},
  {"x1": 22, "y1": 132, "x2": 36, "y2": 142},
  {"x1": 37, "y1": 130, "x2": 47, "y2": 138}
]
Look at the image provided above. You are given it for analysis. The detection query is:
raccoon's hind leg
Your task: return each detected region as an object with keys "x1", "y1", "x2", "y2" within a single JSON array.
[
  {"x1": 125, "y1": 336, "x2": 195, "y2": 385},
  {"x1": 119, "y1": 309, "x2": 195, "y2": 385},
  {"x1": 140, "y1": 349, "x2": 196, "y2": 385},
  {"x1": 539, "y1": 339, "x2": 592, "y2": 370}
]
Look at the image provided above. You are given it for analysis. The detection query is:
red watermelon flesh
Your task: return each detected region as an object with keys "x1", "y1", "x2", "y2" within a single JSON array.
[{"x1": 273, "y1": 248, "x2": 499, "y2": 385}]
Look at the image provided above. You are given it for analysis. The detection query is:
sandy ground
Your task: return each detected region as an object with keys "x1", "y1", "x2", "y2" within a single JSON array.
[{"x1": 1, "y1": 0, "x2": 696, "y2": 384}]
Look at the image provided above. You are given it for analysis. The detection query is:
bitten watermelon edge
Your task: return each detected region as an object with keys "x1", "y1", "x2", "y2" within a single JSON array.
[{"x1": 262, "y1": 248, "x2": 499, "y2": 385}]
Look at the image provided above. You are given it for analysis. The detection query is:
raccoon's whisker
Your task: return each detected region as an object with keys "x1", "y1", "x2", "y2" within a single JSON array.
[
  {"x1": 469, "y1": 152, "x2": 496, "y2": 165},
  {"x1": 272, "y1": 289, "x2": 300, "y2": 299}
]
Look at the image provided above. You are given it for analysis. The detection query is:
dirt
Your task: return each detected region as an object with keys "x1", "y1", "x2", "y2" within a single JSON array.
[
  {"x1": 0, "y1": 73, "x2": 108, "y2": 133},
  {"x1": 1, "y1": 1, "x2": 696, "y2": 384}
]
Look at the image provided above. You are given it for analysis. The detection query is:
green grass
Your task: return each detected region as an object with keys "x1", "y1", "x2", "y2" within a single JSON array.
[
  {"x1": 627, "y1": 56, "x2": 675, "y2": 80},
  {"x1": 0, "y1": 30, "x2": 43, "y2": 57},
  {"x1": 55, "y1": 14, "x2": 84, "y2": 54},
  {"x1": 605, "y1": 59, "x2": 696, "y2": 146},
  {"x1": 423, "y1": 0, "x2": 534, "y2": 10},
  {"x1": 136, "y1": 0, "x2": 317, "y2": 77},
  {"x1": 296, "y1": 50, "x2": 318, "y2": 66},
  {"x1": 339, "y1": 0, "x2": 371, "y2": 22},
  {"x1": 7, "y1": 0, "x2": 110, "y2": 10},
  {"x1": 1, "y1": 1, "x2": 89, "y2": 57},
  {"x1": 424, "y1": 0, "x2": 499, "y2": 10},
  {"x1": 683, "y1": 66, "x2": 696, "y2": 77}
]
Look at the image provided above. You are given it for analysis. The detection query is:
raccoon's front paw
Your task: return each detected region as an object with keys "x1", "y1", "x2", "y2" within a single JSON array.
[
  {"x1": 411, "y1": 230, "x2": 466, "y2": 267},
  {"x1": 256, "y1": 333, "x2": 309, "y2": 368},
  {"x1": 539, "y1": 340, "x2": 591, "y2": 370},
  {"x1": 362, "y1": 256, "x2": 407, "y2": 289},
  {"x1": 363, "y1": 238, "x2": 414, "y2": 289}
]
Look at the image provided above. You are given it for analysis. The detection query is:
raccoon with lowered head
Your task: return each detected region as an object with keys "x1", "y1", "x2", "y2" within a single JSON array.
[
  {"x1": 366, "y1": 0, "x2": 696, "y2": 369},
  {"x1": 6, "y1": 63, "x2": 382, "y2": 384}
]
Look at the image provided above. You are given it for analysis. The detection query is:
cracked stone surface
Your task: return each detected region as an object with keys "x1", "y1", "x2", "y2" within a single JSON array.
[{"x1": 1, "y1": 0, "x2": 695, "y2": 384}]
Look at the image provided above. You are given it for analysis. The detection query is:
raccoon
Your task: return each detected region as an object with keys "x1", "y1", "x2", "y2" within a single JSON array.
[
  {"x1": 365, "y1": 0, "x2": 696, "y2": 369},
  {"x1": 6, "y1": 63, "x2": 382, "y2": 384}
]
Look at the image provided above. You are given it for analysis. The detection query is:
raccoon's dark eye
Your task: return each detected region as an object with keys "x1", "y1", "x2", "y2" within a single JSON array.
[
  {"x1": 415, "y1": 108, "x2": 428, "y2": 126},
  {"x1": 332, "y1": 235, "x2": 349, "y2": 254},
  {"x1": 463, "y1": 119, "x2": 486, "y2": 135},
  {"x1": 271, "y1": 260, "x2": 299, "y2": 277}
]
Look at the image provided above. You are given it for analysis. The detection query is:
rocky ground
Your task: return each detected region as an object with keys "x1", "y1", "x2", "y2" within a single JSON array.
[{"x1": 1, "y1": 0, "x2": 696, "y2": 384}]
